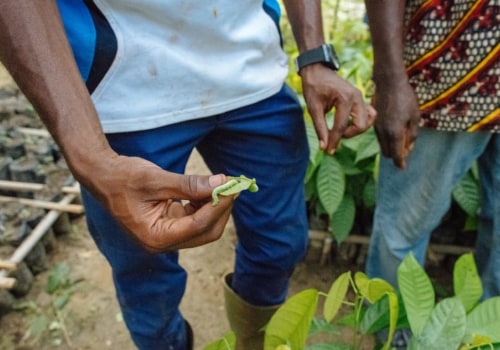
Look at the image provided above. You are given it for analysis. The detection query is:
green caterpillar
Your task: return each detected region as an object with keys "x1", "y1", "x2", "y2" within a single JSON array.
[{"x1": 211, "y1": 175, "x2": 259, "y2": 206}]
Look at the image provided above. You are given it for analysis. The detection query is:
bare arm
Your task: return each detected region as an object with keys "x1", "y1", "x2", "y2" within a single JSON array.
[
  {"x1": 281, "y1": 0, "x2": 376, "y2": 155},
  {"x1": 364, "y1": 0, "x2": 420, "y2": 169},
  {"x1": 0, "y1": 0, "x2": 234, "y2": 252}
]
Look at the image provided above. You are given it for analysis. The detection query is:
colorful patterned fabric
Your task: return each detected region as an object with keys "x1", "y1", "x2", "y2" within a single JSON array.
[{"x1": 404, "y1": 0, "x2": 500, "y2": 132}]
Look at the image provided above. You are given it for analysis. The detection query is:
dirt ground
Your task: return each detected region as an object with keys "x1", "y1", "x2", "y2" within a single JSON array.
[{"x1": 0, "y1": 66, "x2": 359, "y2": 350}]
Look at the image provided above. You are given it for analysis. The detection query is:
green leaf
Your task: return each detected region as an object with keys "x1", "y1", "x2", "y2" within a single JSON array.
[
  {"x1": 203, "y1": 332, "x2": 235, "y2": 350},
  {"x1": 316, "y1": 156, "x2": 345, "y2": 216},
  {"x1": 323, "y1": 271, "x2": 351, "y2": 323},
  {"x1": 397, "y1": 253, "x2": 435, "y2": 336},
  {"x1": 45, "y1": 262, "x2": 71, "y2": 294},
  {"x1": 382, "y1": 292, "x2": 399, "y2": 350},
  {"x1": 354, "y1": 272, "x2": 369, "y2": 298},
  {"x1": 305, "y1": 119, "x2": 320, "y2": 165},
  {"x1": 329, "y1": 194, "x2": 355, "y2": 244},
  {"x1": 468, "y1": 343, "x2": 500, "y2": 350},
  {"x1": 360, "y1": 293, "x2": 408, "y2": 335},
  {"x1": 306, "y1": 344, "x2": 352, "y2": 350},
  {"x1": 362, "y1": 177, "x2": 376, "y2": 208},
  {"x1": 453, "y1": 253, "x2": 482, "y2": 313},
  {"x1": 308, "y1": 317, "x2": 340, "y2": 338},
  {"x1": 411, "y1": 297, "x2": 466, "y2": 350},
  {"x1": 466, "y1": 297, "x2": 500, "y2": 342},
  {"x1": 354, "y1": 129, "x2": 380, "y2": 164},
  {"x1": 53, "y1": 292, "x2": 70, "y2": 310},
  {"x1": 452, "y1": 170, "x2": 480, "y2": 217},
  {"x1": 265, "y1": 289, "x2": 319, "y2": 350},
  {"x1": 334, "y1": 148, "x2": 363, "y2": 176}
]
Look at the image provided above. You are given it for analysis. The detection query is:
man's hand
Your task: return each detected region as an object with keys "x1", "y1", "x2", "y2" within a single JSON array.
[
  {"x1": 86, "y1": 155, "x2": 235, "y2": 253},
  {"x1": 300, "y1": 64, "x2": 376, "y2": 155},
  {"x1": 372, "y1": 78, "x2": 420, "y2": 169}
]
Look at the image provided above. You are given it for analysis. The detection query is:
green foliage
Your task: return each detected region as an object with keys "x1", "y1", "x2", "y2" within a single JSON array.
[
  {"x1": 257, "y1": 253, "x2": 500, "y2": 350},
  {"x1": 398, "y1": 253, "x2": 500, "y2": 350}
]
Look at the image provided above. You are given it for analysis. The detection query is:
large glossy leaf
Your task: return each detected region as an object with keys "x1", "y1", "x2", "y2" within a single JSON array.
[
  {"x1": 317, "y1": 156, "x2": 345, "y2": 216},
  {"x1": 466, "y1": 297, "x2": 500, "y2": 342},
  {"x1": 453, "y1": 253, "x2": 482, "y2": 313},
  {"x1": 452, "y1": 169, "x2": 480, "y2": 217},
  {"x1": 397, "y1": 253, "x2": 435, "y2": 336},
  {"x1": 265, "y1": 289, "x2": 319, "y2": 350},
  {"x1": 410, "y1": 297, "x2": 466, "y2": 350},
  {"x1": 324, "y1": 271, "x2": 351, "y2": 323},
  {"x1": 329, "y1": 194, "x2": 355, "y2": 244}
]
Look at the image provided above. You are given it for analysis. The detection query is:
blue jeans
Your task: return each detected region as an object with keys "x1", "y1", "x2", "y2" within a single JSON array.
[
  {"x1": 366, "y1": 127, "x2": 500, "y2": 299},
  {"x1": 81, "y1": 85, "x2": 310, "y2": 349}
]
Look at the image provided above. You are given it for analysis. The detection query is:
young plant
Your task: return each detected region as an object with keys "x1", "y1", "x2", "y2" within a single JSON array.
[
  {"x1": 398, "y1": 252, "x2": 500, "y2": 350},
  {"x1": 263, "y1": 270, "x2": 399, "y2": 350}
]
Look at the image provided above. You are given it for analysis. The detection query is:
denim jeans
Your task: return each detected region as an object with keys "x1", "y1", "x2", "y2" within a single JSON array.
[
  {"x1": 81, "y1": 84, "x2": 310, "y2": 349},
  {"x1": 366, "y1": 127, "x2": 500, "y2": 299}
]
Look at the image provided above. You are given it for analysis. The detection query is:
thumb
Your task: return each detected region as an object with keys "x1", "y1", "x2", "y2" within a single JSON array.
[{"x1": 167, "y1": 173, "x2": 227, "y2": 201}]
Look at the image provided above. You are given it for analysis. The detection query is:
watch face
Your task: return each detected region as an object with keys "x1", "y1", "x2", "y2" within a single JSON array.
[{"x1": 325, "y1": 45, "x2": 340, "y2": 70}]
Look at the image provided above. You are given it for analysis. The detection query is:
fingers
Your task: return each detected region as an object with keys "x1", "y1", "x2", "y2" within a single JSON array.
[
  {"x1": 328, "y1": 99, "x2": 375, "y2": 153},
  {"x1": 145, "y1": 194, "x2": 234, "y2": 252},
  {"x1": 155, "y1": 172, "x2": 227, "y2": 202}
]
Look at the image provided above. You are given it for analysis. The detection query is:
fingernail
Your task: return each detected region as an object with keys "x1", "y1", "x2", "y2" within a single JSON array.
[
  {"x1": 209, "y1": 174, "x2": 224, "y2": 187},
  {"x1": 328, "y1": 148, "x2": 336, "y2": 156}
]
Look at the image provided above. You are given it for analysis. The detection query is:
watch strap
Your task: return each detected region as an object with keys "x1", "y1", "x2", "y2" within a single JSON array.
[{"x1": 295, "y1": 44, "x2": 340, "y2": 72}]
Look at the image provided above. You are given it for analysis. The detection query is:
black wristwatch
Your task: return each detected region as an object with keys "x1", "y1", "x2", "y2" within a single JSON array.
[{"x1": 294, "y1": 44, "x2": 340, "y2": 73}]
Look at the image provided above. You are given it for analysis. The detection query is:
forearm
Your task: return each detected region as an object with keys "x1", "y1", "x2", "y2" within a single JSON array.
[
  {"x1": 0, "y1": 1, "x2": 116, "y2": 187},
  {"x1": 281, "y1": 0, "x2": 325, "y2": 52},
  {"x1": 364, "y1": 0, "x2": 408, "y2": 81}
]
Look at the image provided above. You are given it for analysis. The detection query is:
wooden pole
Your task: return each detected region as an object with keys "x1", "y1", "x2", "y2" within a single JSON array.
[
  {"x1": 0, "y1": 193, "x2": 77, "y2": 286},
  {"x1": 0, "y1": 260, "x2": 16, "y2": 271},
  {"x1": 0, "y1": 195, "x2": 84, "y2": 214},
  {"x1": 0, "y1": 180, "x2": 80, "y2": 195},
  {"x1": 0, "y1": 277, "x2": 16, "y2": 289}
]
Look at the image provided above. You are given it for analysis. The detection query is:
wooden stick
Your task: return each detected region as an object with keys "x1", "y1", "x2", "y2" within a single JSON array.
[
  {"x1": 16, "y1": 127, "x2": 51, "y2": 138},
  {"x1": 0, "y1": 260, "x2": 16, "y2": 271},
  {"x1": 0, "y1": 180, "x2": 45, "y2": 192},
  {"x1": 309, "y1": 231, "x2": 474, "y2": 256},
  {"x1": 61, "y1": 184, "x2": 81, "y2": 194},
  {"x1": 0, "y1": 180, "x2": 80, "y2": 195},
  {"x1": 0, "y1": 276, "x2": 16, "y2": 289},
  {"x1": 0, "y1": 195, "x2": 84, "y2": 214}
]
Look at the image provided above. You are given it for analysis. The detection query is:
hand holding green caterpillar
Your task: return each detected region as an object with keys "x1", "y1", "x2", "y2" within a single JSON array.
[{"x1": 212, "y1": 175, "x2": 259, "y2": 206}]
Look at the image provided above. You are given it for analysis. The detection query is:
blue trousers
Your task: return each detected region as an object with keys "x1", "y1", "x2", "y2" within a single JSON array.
[
  {"x1": 81, "y1": 85, "x2": 310, "y2": 349},
  {"x1": 366, "y1": 127, "x2": 500, "y2": 299}
]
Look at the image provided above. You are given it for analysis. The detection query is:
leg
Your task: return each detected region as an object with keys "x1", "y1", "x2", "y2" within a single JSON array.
[
  {"x1": 198, "y1": 84, "x2": 309, "y2": 347},
  {"x1": 366, "y1": 128, "x2": 491, "y2": 287},
  {"x1": 81, "y1": 121, "x2": 212, "y2": 349},
  {"x1": 475, "y1": 134, "x2": 500, "y2": 299}
]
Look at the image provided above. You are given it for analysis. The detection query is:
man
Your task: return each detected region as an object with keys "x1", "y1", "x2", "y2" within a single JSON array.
[
  {"x1": 364, "y1": 0, "x2": 499, "y2": 347},
  {"x1": 0, "y1": 1, "x2": 374, "y2": 349}
]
